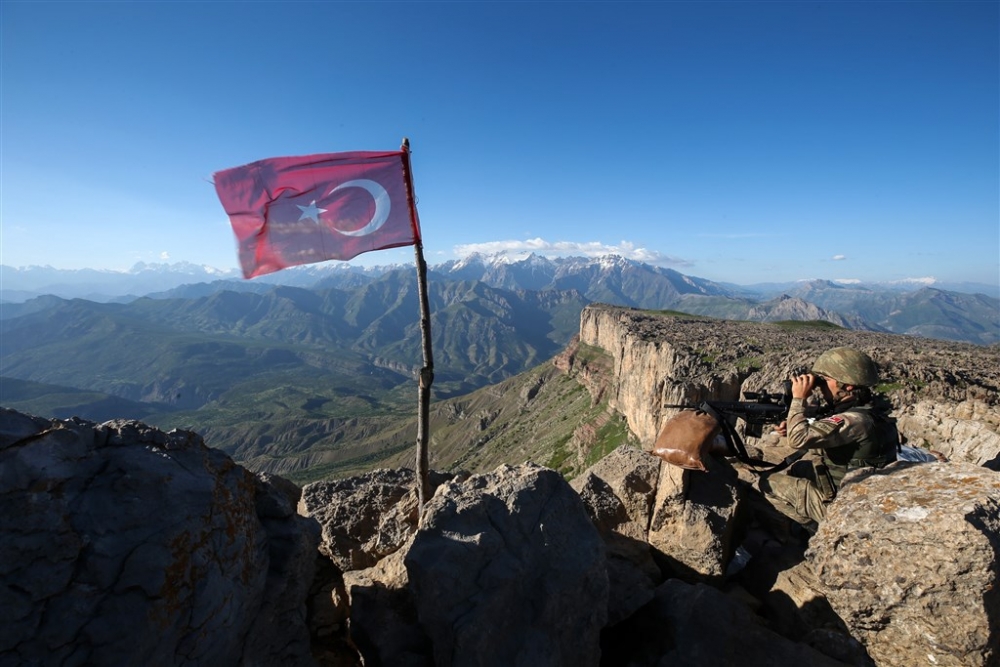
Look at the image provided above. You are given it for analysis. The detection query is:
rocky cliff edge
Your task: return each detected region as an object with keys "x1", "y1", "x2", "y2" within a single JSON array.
[{"x1": 576, "y1": 304, "x2": 1000, "y2": 467}]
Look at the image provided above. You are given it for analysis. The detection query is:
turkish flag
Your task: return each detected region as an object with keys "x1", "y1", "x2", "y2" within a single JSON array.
[{"x1": 213, "y1": 150, "x2": 421, "y2": 278}]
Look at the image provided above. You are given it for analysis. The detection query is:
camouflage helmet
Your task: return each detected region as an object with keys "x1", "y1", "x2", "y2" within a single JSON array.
[{"x1": 811, "y1": 347, "x2": 879, "y2": 387}]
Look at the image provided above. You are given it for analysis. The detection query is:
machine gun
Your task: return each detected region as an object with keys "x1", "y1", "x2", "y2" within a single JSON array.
[{"x1": 663, "y1": 380, "x2": 793, "y2": 468}]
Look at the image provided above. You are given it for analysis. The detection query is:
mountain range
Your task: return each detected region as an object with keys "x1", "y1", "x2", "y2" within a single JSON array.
[
  {"x1": 2, "y1": 252, "x2": 997, "y2": 484},
  {"x1": 3, "y1": 253, "x2": 997, "y2": 300}
]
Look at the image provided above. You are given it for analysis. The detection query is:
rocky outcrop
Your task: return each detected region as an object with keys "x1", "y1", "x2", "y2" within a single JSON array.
[
  {"x1": 408, "y1": 463, "x2": 608, "y2": 666},
  {"x1": 579, "y1": 306, "x2": 739, "y2": 446},
  {"x1": 572, "y1": 444, "x2": 747, "y2": 586},
  {"x1": 20, "y1": 405, "x2": 987, "y2": 667},
  {"x1": 809, "y1": 461, "x2": 1000, "y2": 666},
  {"x1": 577, "y1": 445, "x2": 1000, "y2": 666},
  {"x1": 299, "y1": 468, "x2": 425, "y2": 571},
  {"x1": 341, "y1": 548, "x2": 425, "y2": 666},
  {"x1": 578, "y1": 304, "x2": 1000, "y2": 465},
  {"x1": 570, "y1": 446, "x2": 662, "y2": 624},
  {"x1": 301, "y1": 463, "x2": 608, "y2": 666},
  {"x1": 303, "y1": 443, "x2": 1000, "y2": 666},
  {"x1": 0, "y1": 408, "x2": 319, "y2": 667},
  {"x1": 895, "y1": 399, "x2": 1000, "y2": 468},
  {"x1": 647, "y1": 455, "x2": 744, "y2": 582}
]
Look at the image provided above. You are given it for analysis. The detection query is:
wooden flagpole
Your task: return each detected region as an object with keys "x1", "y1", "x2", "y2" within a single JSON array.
[{"x1": 401, "y1": 138, "x2": 434, "y2": 518}]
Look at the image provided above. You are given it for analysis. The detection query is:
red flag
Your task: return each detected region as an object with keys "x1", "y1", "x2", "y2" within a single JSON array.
[{"x1": 213, "y1": 150, "x2": 421, "y2": 278}]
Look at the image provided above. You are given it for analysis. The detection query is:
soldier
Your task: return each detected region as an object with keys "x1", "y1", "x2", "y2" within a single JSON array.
[{"x1": 758, "y1": 346, "x2": 900, "y2": 529}]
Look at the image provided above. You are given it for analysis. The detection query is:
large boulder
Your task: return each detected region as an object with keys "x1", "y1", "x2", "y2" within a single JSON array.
[
  {"x1": 0, "y1": 409, "x2": 319, "y2": 667},
  {"x1": 809, "y1": 461, "x2": 1000, "y2": 667},
  {"x1": 343, "y1": 547, "x2": 431, "y2": 667},
  {"x1": 896, "y1": 399, "x2": 1000, "y2": 468},
  {"x1": 405, "y1": 463, "x2": 608, "y2": 666},
  {"x1": 571, "y1": 445, "x2": 664, "y2": 624},
  {"x1": 299, "y1": 468, "x2": 422, "y2": 572},
  {"x1": 300, "y1": 468, "x2": 456, "y2": 573},
  {"x1": 647, "y1": 454, "x2": 745, "y2": 581}
]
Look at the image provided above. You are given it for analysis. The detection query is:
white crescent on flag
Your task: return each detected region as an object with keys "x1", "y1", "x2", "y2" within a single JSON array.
[{"x1": 328, "y1": 179, "x2": 391, "y2": 237}]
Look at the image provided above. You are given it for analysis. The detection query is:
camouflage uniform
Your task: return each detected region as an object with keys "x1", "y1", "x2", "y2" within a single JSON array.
[
  {"x1": 760, "y1": 399, "x2": 890, "y2": 525},
  {"x1": 758, "y1": 347, "x2": 898, "y2": 526}
]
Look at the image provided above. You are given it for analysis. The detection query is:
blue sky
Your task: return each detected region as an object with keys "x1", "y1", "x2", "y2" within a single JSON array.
[{"x1": 2, "y1": 1, "x2": 997, "y2": 287}]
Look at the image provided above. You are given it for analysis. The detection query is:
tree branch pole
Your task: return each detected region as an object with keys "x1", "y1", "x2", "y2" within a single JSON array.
[{"x1": 401, "y1": 138, "x2": 434, "y2": 518}]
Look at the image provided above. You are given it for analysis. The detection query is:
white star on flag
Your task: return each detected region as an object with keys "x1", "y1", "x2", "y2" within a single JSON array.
[{"x1": 297, "y1": 200, "x2": 327, "y2": 224}]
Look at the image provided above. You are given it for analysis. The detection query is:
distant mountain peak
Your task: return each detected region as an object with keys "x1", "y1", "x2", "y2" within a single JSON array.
[
  {"x1": 595, "y1": 254, "x2": 633, "y2": 270},
  {"x1": 129, "y1": 261, "x2": 235, "y2": 276},
  {"x1": 798, "y1": 279, "x2": 847, "y2": 290},
  {"x1": 889, "y1": 276, "x2": 938, "y2": 287}
]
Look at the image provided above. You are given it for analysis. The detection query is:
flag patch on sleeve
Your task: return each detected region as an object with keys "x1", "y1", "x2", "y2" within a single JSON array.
[{"x1": 810, "y1": 414, "x2": 847, "y2": 436}]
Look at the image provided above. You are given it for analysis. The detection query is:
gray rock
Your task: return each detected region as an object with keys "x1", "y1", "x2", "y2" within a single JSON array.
[
  {"x1": 571, "y1": 444, "x2": 664, "y2": 624},
  {"x1": 896, "y1": 399, "x2": 1000, "y2": 467},
  {"x1": 809, "y1": 461, "x2": 1000, "y2": 667},
  {"x1": 0, "y1": 409, "x2": 319, "y2": 667},
  {"x1": 647, "y1": 454, "x2": 745, "y2": 581},
  {"x1": 344, "y1": 547, "x2": 431, "y2": 667},
  {"x1": 300, "y1": 468, "x2": 453, "y2": 572},
  {"x1": 405, "y1": 463, "x2": 608, "y2": 667}
]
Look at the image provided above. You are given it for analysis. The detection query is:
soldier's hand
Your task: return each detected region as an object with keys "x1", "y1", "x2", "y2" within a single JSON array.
[
  {"x1": 790, "y1": 374, "x2": 815, "y2": 399},
  {"x1": 772, "y1": 420, "x2": 787, "y2": 437}
]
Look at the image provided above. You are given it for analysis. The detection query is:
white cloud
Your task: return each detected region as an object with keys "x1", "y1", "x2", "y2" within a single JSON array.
[
  {"x1": 831, "y1": 254, "x2": 847, "y2": 261},
  {"x1": 832, "y1": 278, "x2": 862, "y2": 284},
  {"x1": 452, "y1": 238, "x2": 693, "y2": 268},
  {"x1": 160, "y1": 251, "x2": 171, "y2": 260},
  {"x1": 889, "y1": 276, "x2": 937, "y2": 285}
]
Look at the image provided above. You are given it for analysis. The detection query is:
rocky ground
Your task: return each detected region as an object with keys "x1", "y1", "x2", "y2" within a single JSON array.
[
  {"x1": 587, "y1": 304, "x2": 999, "y2": 403},
  {"x1": 577, "y1": 305, "x2": 1000, "y2": 469},
  {"x1": 5, "y1": 306, "x2": 998, "y2": 666}
]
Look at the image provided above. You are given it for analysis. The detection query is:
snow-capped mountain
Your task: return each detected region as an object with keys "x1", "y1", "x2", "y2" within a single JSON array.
[
  {"x1": 2, "y1": 255, "x2": 996, "y2": 344},
  {"x1": 434, "y1": 252, "x2": 737, "y2": 306}
]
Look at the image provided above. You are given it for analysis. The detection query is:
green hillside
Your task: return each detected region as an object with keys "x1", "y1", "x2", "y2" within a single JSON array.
[
  {"x1": 248, "y1": 342, "x2": 638, "y2": 485},
  {"x1": 0, "y1": 275, "x2": 589, "y2": 478}
]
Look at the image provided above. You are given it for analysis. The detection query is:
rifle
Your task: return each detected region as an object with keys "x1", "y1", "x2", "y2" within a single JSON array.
[{"x1": 663, "y1": 382, "x2": 792, "y2": 468}]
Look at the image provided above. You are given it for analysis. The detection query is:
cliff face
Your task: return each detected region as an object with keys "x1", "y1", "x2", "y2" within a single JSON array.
[{"x1": 578, "y1": 304, "x2": 1000, "y2": 465}]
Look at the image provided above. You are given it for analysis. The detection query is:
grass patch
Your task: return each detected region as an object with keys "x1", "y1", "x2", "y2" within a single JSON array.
[
  {"x1": 877, "y1": 379, "x2": 928, "y2": 394},
  {"x1": 573, "y1": 342, "x2": 611, "y2": 364},
  {"x1": 642, "y1": 309, "x2": 713, "y2": 320},
  {"x1": 545, "y1": 434, "x2": 574, "y2": 474},
  {"x1": 736, "y1": 356, "x2": 762, "y2": 371},
  {"x1": 583, "y1": 416, "x2": 637, "y2": 468},
  {"x1": 771, "y1": 320, "x2": 843, "y2": 331},
  {"x1": 286, "y1": 440, "x2": 413, "y2": 485}
]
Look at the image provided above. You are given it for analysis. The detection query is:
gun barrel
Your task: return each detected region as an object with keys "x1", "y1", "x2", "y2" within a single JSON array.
[
  {"x1": 662, "y1": 401, "x2": 786, "y2": 422},
  {"x1": 705, "y1": 401, "x2": 787, "y2": 422}
]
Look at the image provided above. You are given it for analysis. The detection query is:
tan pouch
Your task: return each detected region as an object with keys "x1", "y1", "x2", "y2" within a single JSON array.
[
  {"x1": 813, "y1": 462, "x2": 837, "y2": 501},
  {"x1": 651, "y1": 409, "x2": 722, "y2": 472}
]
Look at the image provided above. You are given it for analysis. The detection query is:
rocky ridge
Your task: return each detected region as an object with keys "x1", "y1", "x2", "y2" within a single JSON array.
[
  {"x1": 7, "y1": 404, "x2": 995, "y2": 666},
  {"x1": 576, "y1": 304, "x2": 1000, "y2": 467},
  {"x1": 4, "y1": 305, "x2": 999, "y2": 666},
  {"x1": 295, "y1": 449, "x2": 999, "y2": 666},
  {"x1": 0, "y1": 409, "x2": 318, "y2": 666}
]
